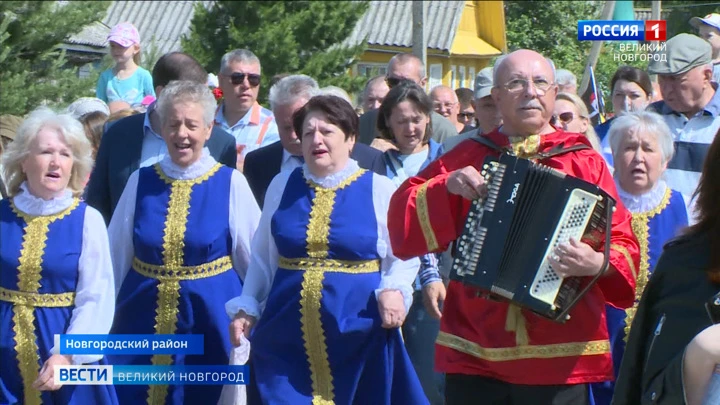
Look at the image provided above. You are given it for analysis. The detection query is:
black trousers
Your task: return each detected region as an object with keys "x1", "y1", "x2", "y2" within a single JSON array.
[{"x1": 445, "y1": 374, "x2": 590, "y2": 405}]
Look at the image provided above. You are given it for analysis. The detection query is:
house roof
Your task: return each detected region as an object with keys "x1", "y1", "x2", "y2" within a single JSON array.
[
  {"x1": 102, "y1": 0, "x2": 212, "y2": 56},
  {"x1": 66, "y1": 20, "x2": 110, "y2": 48},
  {"x1": 345, "y1": 1, "x2": 465, "y2": 51}
]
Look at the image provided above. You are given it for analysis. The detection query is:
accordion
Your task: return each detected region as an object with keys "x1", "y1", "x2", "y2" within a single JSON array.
[{"x1": 450, "y1": 152, "x2": 615, "y2": 322}]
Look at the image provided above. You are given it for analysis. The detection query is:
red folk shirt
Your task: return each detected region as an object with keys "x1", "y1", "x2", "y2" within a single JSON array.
[{"x1": 388, "y1": 128, "x2": 640, "y2": 386}]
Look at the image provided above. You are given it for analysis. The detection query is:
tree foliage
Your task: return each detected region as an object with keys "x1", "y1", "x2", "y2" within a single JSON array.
[
  {"x1": 0, "y1": 1, "x2": 110, "y2": 116},
  {"x1": 182, "y1": 0, "x2": 369, "y2": 103}
]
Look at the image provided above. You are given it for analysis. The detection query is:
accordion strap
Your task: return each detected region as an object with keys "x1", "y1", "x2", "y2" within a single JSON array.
[{"x1": 470, "y1": 134, "x2": 592, "y2": 160}]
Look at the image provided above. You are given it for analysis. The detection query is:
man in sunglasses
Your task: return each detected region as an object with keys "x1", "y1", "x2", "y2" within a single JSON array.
[
  {"x1": 216, "y1": 49, "x2": 279, "y2": 171},
  {"x1": 387, "y1": 49, "x2": 638, "y2": 405},
  {"x1": 357, "y1": 53, "x2": 458, "y2": 147}
]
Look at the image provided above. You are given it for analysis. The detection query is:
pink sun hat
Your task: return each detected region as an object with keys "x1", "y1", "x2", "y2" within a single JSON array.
[{"x1": 107, "y1": 22, "x2": 140, "y2": 47}]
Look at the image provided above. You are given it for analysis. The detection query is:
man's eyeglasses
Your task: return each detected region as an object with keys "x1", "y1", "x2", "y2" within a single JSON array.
[
  {"x1": 458, "y1": 112, "x2": 475, "y2": 120},
  {"x1": 502, "y1": 78, "x2": 554, "y2": 94},
  {"x1": 228, "y1": 73, "x2": 261, "y2": 87},
  {"x1": 433, "y1": 102, "x2": 457, "y2": 110}
]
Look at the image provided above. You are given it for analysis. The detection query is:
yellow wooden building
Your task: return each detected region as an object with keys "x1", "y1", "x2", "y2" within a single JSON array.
[{"x1": 346, "y1": 0, "x2": 507, "y2": 90}]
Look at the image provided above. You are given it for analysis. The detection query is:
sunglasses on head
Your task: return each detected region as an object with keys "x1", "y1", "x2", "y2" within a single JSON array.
[{"x1": 229, "y1": 73, "x2": 261, "y2": 87}]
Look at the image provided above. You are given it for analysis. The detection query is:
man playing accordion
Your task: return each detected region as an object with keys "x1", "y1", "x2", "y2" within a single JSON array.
[{"x1": 387, "y1": 50, "x2": 640, "y2": 405}]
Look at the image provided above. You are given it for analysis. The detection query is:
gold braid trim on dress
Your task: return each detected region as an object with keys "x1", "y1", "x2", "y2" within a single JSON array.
[
  {"x1": 300, "y1": 169, "x2": 364, "y2": 405},
  {"x1": 147, "y1": 163, "x2": 221, "y2": 405},
  {"x1": 624, "y1": 187, "x2": 671, "y2": 341},
  {"x1": 9, "y1": 198, "x2": 80, "y2": 405}
]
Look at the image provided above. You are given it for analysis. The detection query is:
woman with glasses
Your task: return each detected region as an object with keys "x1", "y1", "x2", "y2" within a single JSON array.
[
  {"x1": 554, "y1": 92, "x2": 603, "y2": 153},
  {"x1": 595, "y1": 67, "x2": 654, "y2": 166},
  {"x1": 590, "y1": 111, "x2": 689, "y2": 405}
]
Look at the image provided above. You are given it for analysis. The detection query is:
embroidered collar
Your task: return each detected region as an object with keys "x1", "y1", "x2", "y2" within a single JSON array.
[
  {"x1": 303, "y1": 159, "x2": 361, "y2": 189},
  {"x1": 13, "y1": 182, "x2": 74, "y2": 216},
  {"x1": 158, "y1": 148, "x2": 218, "y2": 180},
  {"x1": 616, "y1": 180, "x2": 669, "y2": 214}
]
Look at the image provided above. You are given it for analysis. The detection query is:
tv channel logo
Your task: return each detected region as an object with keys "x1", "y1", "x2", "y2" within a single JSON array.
[
  {"x1": 578, "y1": 20, "x2": 667, "y2": 41},
  {"x1": 55, "y1": 365, "x2": 112, "y2": 385}
]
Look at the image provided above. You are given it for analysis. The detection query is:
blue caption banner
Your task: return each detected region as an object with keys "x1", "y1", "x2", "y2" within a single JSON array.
[
  {"x1": 55, "y1": 365, "x2": 249, "y2": 385},
  {"x1": 577, "y1": 20, "x2": 644, "y2": 41},
  {"x1": 57, "y1": 334, "x2": 204, "y2": 355}
]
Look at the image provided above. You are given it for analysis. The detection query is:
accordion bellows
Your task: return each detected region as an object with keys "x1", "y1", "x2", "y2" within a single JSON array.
[{"x1": 450, "y1": 153, "x2": 616, "y2": 322}]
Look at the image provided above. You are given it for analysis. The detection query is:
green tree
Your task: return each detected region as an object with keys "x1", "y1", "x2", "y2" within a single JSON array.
[
  {"x1": 0, "y1": 1, "x2": 110, "y2": 116},
  {"x1": 182, "y1": 0, "x2": 369, "y2": 103}
]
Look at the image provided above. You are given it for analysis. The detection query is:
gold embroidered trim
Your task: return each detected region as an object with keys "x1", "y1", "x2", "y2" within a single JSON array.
[
  {"x1": 610, "y1": 243, "x2": 638, "y2": 281},
  {"x1": 9, "y1": 198, "x2": 80, "y2": 405},
  {"x1": 436, "y1": 331, "x2": 611, "y2": 362},
  {"x1": 278, "y1": 256, "x2": 379, "y2": 274},
  {"x1": 416, "y1": 180, "x2": 439, "y2": 252},
  {"x1": 624, "y1": 187, "x2": 672, "y2": 341},
  {"x1": 508, "y1": 134, "x2": 541, "y2": 157},
  {"x1": 0, "y1": 287, "x2": 75, "y2": 307},
  {"x1": 132, "y1": 256, "x2": 233, "y2": 280},
  {"x1": 147, "y1": 163, "x2": 219, "y2": 405},
  {"x1": 298, "y1": 169, "x2": 365, "y2": 405}
]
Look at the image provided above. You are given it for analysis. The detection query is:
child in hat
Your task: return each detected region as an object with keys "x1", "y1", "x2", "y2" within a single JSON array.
[{"x1": 96, "y1": 22, "x2": 155, "y2": 106}]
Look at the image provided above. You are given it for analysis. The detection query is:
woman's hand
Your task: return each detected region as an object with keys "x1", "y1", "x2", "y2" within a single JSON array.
[
  {"x1": 229, "y1": 311, "x2": 257, "y2": 346},
  {"x1": 32, "y1": 354, "x2": 72, "y2": 391},
  {"x1": 422, "y1": 281, "x2": 446, "y2": 320},
  {"x1": 378, "y1": 289, "x2": 406, "y2": 329},
  {"x1": 548, "y1": 238, "x2": 605, "y2": 278}
]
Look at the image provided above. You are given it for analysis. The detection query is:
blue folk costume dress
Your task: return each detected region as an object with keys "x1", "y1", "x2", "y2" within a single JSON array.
[
  {"x1": 226, "y1": 160, "x2": 428, "y2": 405},
  {"x1": 107, "y1": 150, "x2": 260, "y2": 405},
  {"x1": 590, "y1": 180, "x2": 688, "y2": 405},
  {"x1": 0, "y1": 183, "x2": 117, "y2": 405}
]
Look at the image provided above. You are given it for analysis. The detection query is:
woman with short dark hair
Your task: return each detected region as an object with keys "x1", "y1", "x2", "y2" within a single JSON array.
[{"x1": 228, "y1": 95, "x2": 428, "y2": 405}]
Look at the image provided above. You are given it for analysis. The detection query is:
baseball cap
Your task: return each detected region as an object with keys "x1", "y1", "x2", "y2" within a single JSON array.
[
  {"x1": 647, "y1": 33, "x2": 712, "y2": 76},
  {"x1": 474, "y1": 67, "x2": 494, "y2": 99},
  {"x1": 66, "y1": 97, "x2": 110, "y2": 119},
  {"x1": 690, "y1": 13, "x2": 720, "y2": 31},
  {"x1": 107, "y1": 22, "x2": 140, "y2": 48}
]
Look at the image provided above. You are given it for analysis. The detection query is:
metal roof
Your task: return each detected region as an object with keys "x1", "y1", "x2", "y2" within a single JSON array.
[
  {"x1": 102, "y1": 1, "x2": 212, "y2": 56},
  {"x1": 346, "y1": 1, "x2": 465, "y2": 51},
  {"x1": 66, "y1": 20, "x2": 111, "y2": 48}
]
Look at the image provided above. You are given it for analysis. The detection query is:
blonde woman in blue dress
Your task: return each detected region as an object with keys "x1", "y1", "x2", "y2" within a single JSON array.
[{"x1": 0, "y1": 108, "x2": 117, "y2": 405}]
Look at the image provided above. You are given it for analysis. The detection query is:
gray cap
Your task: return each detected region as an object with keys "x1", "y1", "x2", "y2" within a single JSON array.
[
  {"x1": 647, "y1": 33, "x2": 712, "y2": 76},
  {"x1": 474, "y1": 67, "x2": 494, "y2": 99}
]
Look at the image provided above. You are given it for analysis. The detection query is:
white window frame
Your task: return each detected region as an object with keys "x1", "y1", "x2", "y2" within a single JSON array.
[
  {"x1": 450, "y1": 65, "x2": 457, "y2": 89},
  {"x1": 468, "y1": 67, "x2": 476, "y2": 90},
  {"x1": 459, "y1": 66, "x2": 466, "y2": 88},
  {"x1": 356, "y1": 63, "x2": 387, "y2": 78},
  {"x1": 429, "y1": 64, "x2": 443, "y2": 91}
]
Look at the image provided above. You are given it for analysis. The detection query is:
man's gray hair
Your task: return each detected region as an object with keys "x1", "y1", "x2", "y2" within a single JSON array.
[
  {"x1": 156, "y1": 80, "x2": 218, "y2": 127},
  {"x1": 220, "y1": 49, "x2": 261, "y2": 75},
  {"x1": 268, "y1": 75, "x2": 319, "y2": 110},
  {"x1": 556, "y1": 69, "x2": 577, "y2": 87},
  {"x1": 318, "y1": 86, "x2": 352, "y2": 104},
  {"x1": 608, "y1": 110, "x2": 675, "y2": 166},
  {"x1": 387, "y1": 53, "x2": 426, "y2": 79}
]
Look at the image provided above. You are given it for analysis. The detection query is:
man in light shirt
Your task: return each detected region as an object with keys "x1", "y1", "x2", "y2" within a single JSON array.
[
  {"x1": 215, "y1": 49, "x2": 280, "y2": 171},
  {"x1": 243, "y1": 75, "x2": 385, "y2": 208}
]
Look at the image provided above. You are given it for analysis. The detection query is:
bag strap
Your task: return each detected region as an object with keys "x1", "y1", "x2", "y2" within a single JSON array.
[
  {"x1": 469, "y1": 134, "x2": 506, "y2": 153},
  {"x1": 530, "y1": 143, "x2": 591, "y2": 159}
]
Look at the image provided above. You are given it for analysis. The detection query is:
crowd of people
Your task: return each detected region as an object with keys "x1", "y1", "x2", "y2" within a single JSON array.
[{"x1": 1, "y1": 13, "x2": 720, "y2": 405}]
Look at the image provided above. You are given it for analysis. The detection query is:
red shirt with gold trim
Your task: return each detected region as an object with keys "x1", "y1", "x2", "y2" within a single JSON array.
[{"x1": 387, "y1": 129, "x2": 640, "y2": 385}]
